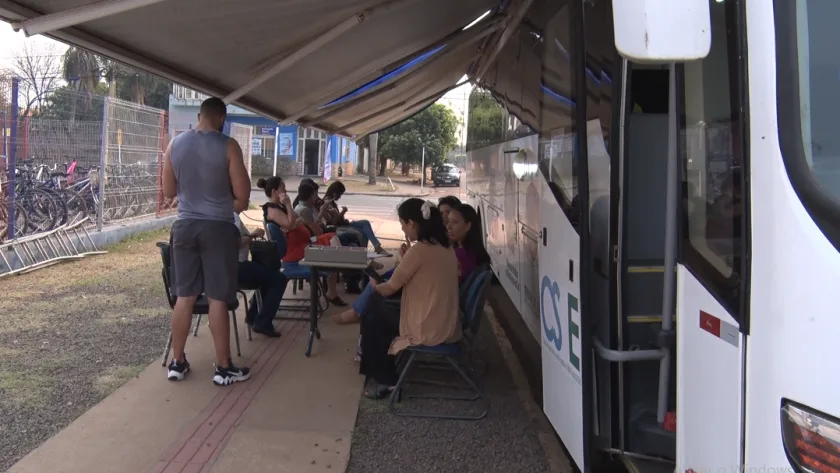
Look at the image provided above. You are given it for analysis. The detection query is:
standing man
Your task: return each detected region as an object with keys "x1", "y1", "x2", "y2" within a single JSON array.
[{"x1": 162, "y1": 97, "x2": 252, "y2": 386}]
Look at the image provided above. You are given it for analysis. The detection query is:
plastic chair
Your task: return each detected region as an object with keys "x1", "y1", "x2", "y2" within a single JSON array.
[
  {"x1": 387, "y1": 268, "x2": 493, "y2": 420},
  {"x1": 156, "y1": 242, "x2": 242, "y2": 366},
  {"x1": 264, "y1": 222, "x2": 329, "y2": 319}
]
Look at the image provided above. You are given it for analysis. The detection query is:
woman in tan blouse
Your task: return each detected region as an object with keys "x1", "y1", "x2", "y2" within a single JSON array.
[{"x1": 360, "y1": 198, "x2": 462, "y2": 399}]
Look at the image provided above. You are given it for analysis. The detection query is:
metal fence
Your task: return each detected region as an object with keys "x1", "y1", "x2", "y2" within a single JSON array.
[
  {"x1": 229, "y1": 122, "x2": 253, "y2": 180},
  {"x1": 100, "y1": 97, "x2": 171, "y2": 227},
  {"x1": 1, "y1": 76, "x2": 174, "y2": 242}
]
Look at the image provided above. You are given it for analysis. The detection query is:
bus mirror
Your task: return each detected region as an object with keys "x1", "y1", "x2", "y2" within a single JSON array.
[{"x1": 611, "y1": 0, "x2": 711, "y2": 62}]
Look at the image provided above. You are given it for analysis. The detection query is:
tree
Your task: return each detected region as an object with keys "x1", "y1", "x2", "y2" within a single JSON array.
[
  {"x1": 11, "y1": 43, "x2": 63, "y2": 119},
  {"x1": 377, "y1": 103, "x2": 459, "y2": 178},
  {"x1": 36, "y1": 83, "x2": 108, "y2": 121},
  {"x1": 466, "y1": 88, "x2": 506, "y2": 151},
  {"x1": 115, "y1": 71, "x2": 170, "y2": 109},
  {"x1": 62, "y1": 47, "x2": 102, "y2": 125}
]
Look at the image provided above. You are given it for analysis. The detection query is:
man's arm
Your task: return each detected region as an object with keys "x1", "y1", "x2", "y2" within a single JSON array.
[
  {"x1": 227, "y1": 139, "x2": 251, "y2": 212},
  {"x1": 162, "y1": 142, "x2": 176, "y2": 199}
]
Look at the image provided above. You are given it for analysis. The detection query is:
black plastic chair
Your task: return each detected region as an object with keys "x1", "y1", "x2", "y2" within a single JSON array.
[
  {"x1": 387, "y1": 268, "x2": 493, "y2": 420},
  {"x1": 156, "y1": 242, "x2": 242, "y2": 366}
]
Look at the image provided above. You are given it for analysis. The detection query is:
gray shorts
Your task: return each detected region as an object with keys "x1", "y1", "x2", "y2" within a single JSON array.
[{"x1": 170, "y1": 218, "x2": 239, "y2": 301}]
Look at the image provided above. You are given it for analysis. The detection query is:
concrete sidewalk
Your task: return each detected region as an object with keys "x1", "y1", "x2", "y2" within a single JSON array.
[{"x1": 8, "y1": 299, "x2": 366, "y2": 473}]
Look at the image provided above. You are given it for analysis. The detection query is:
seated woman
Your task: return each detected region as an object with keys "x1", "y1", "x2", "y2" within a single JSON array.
[
  {"x1": 332, "y1": 202, "x2": 488, "y2": 326},
  {"x1": 321, "y1": 181, "x2": 391, "y2": 256},
  {"x1": 295, "y1": 181, "x2": 369, "y2": 293},
  {"x1": 257, "y1": 176, "x2": 348, "y2": 307},
  {"x1": 358, "y1": 198, "x2": 462, "y2": 399},
  {"x1": 437, "y1": 195, "x2": 462, "y2": 225}
]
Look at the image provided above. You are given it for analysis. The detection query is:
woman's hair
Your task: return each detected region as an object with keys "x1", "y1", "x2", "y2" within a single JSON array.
[
  {"x1": 256, "y1": 176, "x2": 284, "y2": 197},
  {"x1": 438, "y1": 195, "x2": 462, "y2": 208},
  {"x1": 451, "y1": 204, "x2": 490, "y2": 266},
  {"x1": 297, "y1": 182, "x2": 316, "y2": 204},
  {"x1": 325, "y1": 181, "x2": 346, "y2": 199},
  {"x1": 398, "y1": 198, "x2": 450, "y2": 248}
]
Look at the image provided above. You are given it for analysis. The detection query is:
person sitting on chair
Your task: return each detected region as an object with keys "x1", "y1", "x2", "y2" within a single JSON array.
[
  {"x1": 257, "y1": 176, "x2": 348, "y2": 307},
  {"x1": 234, "y1": 212, "x2": 288, "y2": 338},
  {"x1": 437, "y1": 195, "x2": 462, "y2": 226},
  {"x1": 321, "y1": 181, "x2": 391, "y2": 256},
  {"x1": 359, "y1": 199, "x2": 462, "y2": 399}
]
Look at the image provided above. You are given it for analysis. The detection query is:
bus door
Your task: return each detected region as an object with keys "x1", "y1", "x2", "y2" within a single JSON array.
[
  {"x1": 674, "y1": 0, "x2": 747, "y2": 470},
  {"x1": 537, "y1": 2, "x2": 587, "y2": 470}
]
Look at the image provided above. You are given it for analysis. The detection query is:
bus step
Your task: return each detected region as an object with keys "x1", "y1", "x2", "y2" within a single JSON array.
[{"x1": 621, "y1": 454, "x2": 675, "y2": 473}]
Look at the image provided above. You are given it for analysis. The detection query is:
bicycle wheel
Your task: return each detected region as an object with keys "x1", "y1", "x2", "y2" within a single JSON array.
[
  {"x1": 60, "y1": 189, "x2": 88, "y2": 225},
  {"x1": 0, "y1": 202, "x2": 28, "y2": 240},
  {"x1": 22, "y1": 188, "x2": 61, "y2": 233}
]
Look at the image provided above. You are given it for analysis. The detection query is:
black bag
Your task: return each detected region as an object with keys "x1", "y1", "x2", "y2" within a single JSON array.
[{"x1": 249, "y1": 238, "x2": 282, "y2": 271}]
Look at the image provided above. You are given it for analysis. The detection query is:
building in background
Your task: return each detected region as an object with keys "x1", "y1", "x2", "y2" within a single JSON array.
[{"x1": 169, "y1": 85, "x2": 357, "y2": 179}]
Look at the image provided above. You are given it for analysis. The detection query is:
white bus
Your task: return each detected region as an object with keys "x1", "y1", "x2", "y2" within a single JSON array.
[{"x1": 464, "y1": 1, "x2": 840, "y2": 472}]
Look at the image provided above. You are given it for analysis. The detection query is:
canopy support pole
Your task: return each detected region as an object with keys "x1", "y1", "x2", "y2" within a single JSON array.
[{"x1": 11, "y1": 0, "x2": 170, "y2": 36}]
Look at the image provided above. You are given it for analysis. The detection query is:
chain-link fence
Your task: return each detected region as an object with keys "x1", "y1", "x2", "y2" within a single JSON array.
[{"x1": 1, "y1": 75, "x2": 173, "y2": 242}]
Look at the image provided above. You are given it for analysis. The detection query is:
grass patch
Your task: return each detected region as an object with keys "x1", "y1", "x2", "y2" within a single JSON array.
[
  {"x1": 0, "y1": 371, "x2": 51, "y2": 408},
  {"x1": 94, "y1": 365, "x2": 145, "y2": 395}
]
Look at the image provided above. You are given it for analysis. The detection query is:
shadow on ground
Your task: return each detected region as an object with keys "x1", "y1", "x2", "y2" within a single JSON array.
[
  {"x1": 346, "y1": 312, "x2": 551, "y2": 473},
  {"x1": 0, "y1": 228, "x2": 171, "y2": 472}
]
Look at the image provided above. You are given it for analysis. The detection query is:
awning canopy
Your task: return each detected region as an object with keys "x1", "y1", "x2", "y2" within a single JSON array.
[{"x1": 0, "y1": 0, "x2": 504, "y2": 137}]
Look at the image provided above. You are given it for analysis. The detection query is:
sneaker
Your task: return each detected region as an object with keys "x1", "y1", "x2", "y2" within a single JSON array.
[
  {"x1": 375, "y1": 247, "x2": 392, "y2": 257},
  {"x1": 212, "y1": 363, "x2": 251, "y2": 386},
  {"x1": 167, "y1": 357, "x2": 190, "y2": 381}
]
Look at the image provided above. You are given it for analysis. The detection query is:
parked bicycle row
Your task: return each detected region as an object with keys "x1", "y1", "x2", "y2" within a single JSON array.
[{"x1": 0, "y1": 160, "x2": 176, "y2": 241}]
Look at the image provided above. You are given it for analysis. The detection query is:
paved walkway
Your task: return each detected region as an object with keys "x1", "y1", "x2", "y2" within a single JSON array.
[{"x1": 8, "y1": 297, "x2": 364, "y2": 473}]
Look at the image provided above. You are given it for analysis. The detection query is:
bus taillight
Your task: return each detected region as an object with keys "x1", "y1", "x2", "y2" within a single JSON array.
[{"x1": 781, "y1": 401, "x2": 840, "y2": 473}]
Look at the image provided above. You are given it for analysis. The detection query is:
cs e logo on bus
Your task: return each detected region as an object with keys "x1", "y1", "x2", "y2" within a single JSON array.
[{"x1": 541, "y1": 275, "x2": 581, "y2": 371}]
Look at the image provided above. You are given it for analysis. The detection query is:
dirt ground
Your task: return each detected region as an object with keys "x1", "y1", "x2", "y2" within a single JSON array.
[{"x1": 0, "y1": 228, "x2": 172, "y2": 472}]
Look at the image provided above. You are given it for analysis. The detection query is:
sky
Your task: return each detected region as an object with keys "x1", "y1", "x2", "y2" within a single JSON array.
[{"x1": 0, "y1": 21, "x2": 67, "y2": 69}]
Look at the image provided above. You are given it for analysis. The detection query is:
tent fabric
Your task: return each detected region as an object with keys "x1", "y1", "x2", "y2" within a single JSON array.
[{"x1": 0, "y1": 0, "x2": 498, "y2": 136}]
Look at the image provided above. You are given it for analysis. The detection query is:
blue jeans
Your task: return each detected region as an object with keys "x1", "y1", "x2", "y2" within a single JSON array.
[
  {"x1": 348, "y1": 220, "x2": 380, "y2": 248},
  {"x1": 352, "y1": 268, "x2": 395, "y2": 315}
]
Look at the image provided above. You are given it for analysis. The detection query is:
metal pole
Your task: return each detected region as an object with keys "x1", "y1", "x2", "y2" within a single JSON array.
[
  {"x1": 420, "y1": 145, "x2": 425, "y2": 191},
  {"x1": 97, "y1": 96, "x2": 110, "y2": 231},
  {"x1": 8, "y1": 78, "x2": 19, "y2": 239},
  {"x1": 273, "y1": 125, "x2": 279, "y2": 176},
  {"x1": 657, "y1": 63, "x2": 678, "y2": 425}
]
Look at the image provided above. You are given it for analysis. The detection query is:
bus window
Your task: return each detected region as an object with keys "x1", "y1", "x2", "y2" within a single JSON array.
[
  {"x1": 466, "y1": 87, "x2": 507, "y2": 152},
  {"x1": 539, "y1": 2, "x2": 581, "y2": 230},
  {"x1": 775, "y1": 0, "x2": 840, "y2": 249},
  {"x1": 678, "y1": 0, "x2": 746, "y2": 317}
]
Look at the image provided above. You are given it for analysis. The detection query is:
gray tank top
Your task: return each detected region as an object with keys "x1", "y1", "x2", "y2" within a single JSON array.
[{"x1": 170, "y1": 130, "x2": 234, "y2": 223}]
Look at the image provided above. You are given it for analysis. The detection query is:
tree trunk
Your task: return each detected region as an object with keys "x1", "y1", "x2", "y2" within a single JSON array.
[
  {"x1": 378, "y1": 157, "x2": 387, "y2": 176},
  {"x1": 367, "y1": 133, "x2": 378, "y2": 185},
  {"x1": 401, "y1": 162, "x2": 410, "y2": 175},
  {"x1": 108, "y1": 80, "x2": 117, "y2": 98}
]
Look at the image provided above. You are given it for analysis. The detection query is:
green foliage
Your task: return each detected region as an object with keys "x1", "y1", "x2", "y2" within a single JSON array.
[
  {"x1": 466, "y1": 88, "x2": 507, "y2": 151},
  {"x1": 377, "y1": 103, "x2": 459, "y2": 166},
  {"x1": 36, "y1": 83, "x2": 109, "y2": 121}
]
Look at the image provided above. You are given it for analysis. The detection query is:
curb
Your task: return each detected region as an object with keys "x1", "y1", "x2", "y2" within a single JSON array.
[
  {"x1": 251, "y1": 187, "x2": 431, "y2": 198},
  {"x1": 342, "y1": 191, "x2": 432, "y2": 198}
]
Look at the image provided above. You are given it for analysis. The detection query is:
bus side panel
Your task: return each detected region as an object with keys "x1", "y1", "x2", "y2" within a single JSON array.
[
  {"x1": 539, "y1": 176, "x2": 585, "y2": 470},
  {"x1": 675, "y1": 265, "x2": 744, "y2": 472},
  {"x1": 518, "y1": 135, "x2": 542, "y2": 340},
  {"x1": 746, "y1": 1, "x2": 840, "y2": 467}
]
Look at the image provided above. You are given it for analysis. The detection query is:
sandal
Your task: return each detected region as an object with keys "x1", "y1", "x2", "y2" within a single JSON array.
[
  {"x1": 364, "y1": 384, "x2": 394, "y2": 400},
  {"x1": 327, "y1": 296, "x2": 348, "y2": 307}
]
